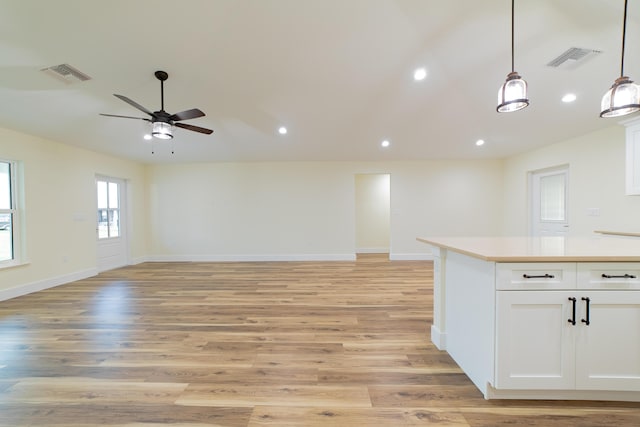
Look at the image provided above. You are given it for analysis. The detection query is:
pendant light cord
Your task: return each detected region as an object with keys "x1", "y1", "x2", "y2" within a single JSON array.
[
  {"x1": 621, "y1": 0, "x2": 629, "y2": 77},
  {"x1": 511, "y1": 0, "x2": 515, "y2": 72}
]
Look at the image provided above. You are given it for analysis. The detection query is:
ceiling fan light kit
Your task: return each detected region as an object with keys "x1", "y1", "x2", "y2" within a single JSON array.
[
  {"x1": 497, "y1": 0, "x2": 529, "y2": 113},
  {"x1": 152, "y1": 121, "x2": 173, "y2": 139},
  {"x1": 100, "y1": 70, "x2": 214, "y2": 140},
  {"x1": 600, "y1": 0, "x2": 640, "y2": 118}
]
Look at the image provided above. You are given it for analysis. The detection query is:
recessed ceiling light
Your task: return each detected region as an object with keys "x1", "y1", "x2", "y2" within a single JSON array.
[
  {"x1": 143, "y1": 134, "x2": 152, "y2": 140},
  {"x1": 562, "y1": 93, "x2": 577, "y2": 103},
  {"x1": 413, "y1": 67, "x2": 427, "y2": 81},
  {"x1": 278, "y1": 126, "x2": 287, "y2": 135},
  {"x1": 381, "y1": 140, "x2": 390, "y2": 148},
  {"x1": 475, "y1": 139, "x2": 485, "y2": 146}
]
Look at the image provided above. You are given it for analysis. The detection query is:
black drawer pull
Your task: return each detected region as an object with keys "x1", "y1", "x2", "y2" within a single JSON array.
[
  {"x1": 523, "y1": 274, "x2": 555, "y2": 279},
  {"x1": 601, "y1": 273, "x2": 636, "y2": 279},
  {"x1": 568, "y1": 297, "x2": 576, "y2": 325},
  {"x1": 581, "y1": 297, "x2": 591, "y2": 326}
]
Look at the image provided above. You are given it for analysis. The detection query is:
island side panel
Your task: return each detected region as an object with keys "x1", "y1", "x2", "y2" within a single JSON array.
[
  {"x1": 431, "y1": 245, "x2": 447, "y2": 349},
  {"x1": 444, "y1": 250, "x2": 496, "y2": 397}
]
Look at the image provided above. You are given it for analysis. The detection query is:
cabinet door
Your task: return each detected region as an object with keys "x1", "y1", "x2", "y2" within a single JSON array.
[
  {"x1": 626, "y1": 121, "x2": 640, "y2": 195},
  {"x1": 495, "y1": 291, "x2": 576, "y2": 390},
  {"x1": 575, "y1": 291, "x2": 640, "y2": 391}
]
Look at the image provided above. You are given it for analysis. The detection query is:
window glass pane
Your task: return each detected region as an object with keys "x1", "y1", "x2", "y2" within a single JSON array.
[
  {"x1": 540, "y1": 174, "x2": 566, "y2": 221},
  {"x1": 97, "y1": 181, "x2": 108, "y2": 209},
  {"x1": 97, "y1": 209, "x2": 109, "y2": 239},
  {"x1": 0, "y1": 213, "x2": 12, "y2": 262},
  {"x1": 0, "y1": 162, "x2": 10, "y2": 209},
  {"x1": 109, "y1": 209, "x2": 120, "y2": 238},
  {"x1": 108, "y1": 182, "x2": 119, "y2": 209}
]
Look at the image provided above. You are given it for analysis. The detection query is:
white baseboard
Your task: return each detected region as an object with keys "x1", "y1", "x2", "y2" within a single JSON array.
[
  {"x1": 130, "y1": 256, "x2": 150, "y2": 265},
  {"x1": 431, "y1": 324, "x2": 447, "y2": 350},
  {"x1": 356, "y1": 247, "x2": 389, "y2": 254},
  {"x1": 389, "y1": 253, "x2": 433, "y2": 261},
  {"x1": 147, "y1": 253, "x2": 358, "y2": 262},
  {"x1": 0, "y1": 268, "x2": 98, "y2": 302}
]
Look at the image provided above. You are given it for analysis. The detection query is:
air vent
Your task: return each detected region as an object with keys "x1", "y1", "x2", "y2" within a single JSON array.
[
  {"x1": 41, "y1": 63, "x2": 91, "y2": 84},
  {"x1": 547, "y1": 47, "x2": 601, "y2": 69}
]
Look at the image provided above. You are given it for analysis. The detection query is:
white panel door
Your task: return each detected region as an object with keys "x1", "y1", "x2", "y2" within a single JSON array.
[
  {"x1": 96, "y1": 176, "x2": 128, "y2": 272},
  {"x1": 575, "y1": 291, "x2": 640, "y2": 391},
  {"x1": 530, "y1": 166, "x2": 569, "y2": 236},
  {"x1": 495, "y1": 291, "x2": 576, "y2": 390}
]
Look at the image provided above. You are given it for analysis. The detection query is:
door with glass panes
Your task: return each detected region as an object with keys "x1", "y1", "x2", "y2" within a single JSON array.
[
  {"x1": 531, "y1": 166, "x2": 569, "y2": 236},
  {"x1": 96, "y1": 176, "x2": 127, "y2": 271}
]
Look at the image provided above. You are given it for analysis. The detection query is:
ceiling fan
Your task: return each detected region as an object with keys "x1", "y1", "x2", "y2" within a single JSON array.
[{"x1": 100, "y1": 70, "x2": 213, "y2": 139}]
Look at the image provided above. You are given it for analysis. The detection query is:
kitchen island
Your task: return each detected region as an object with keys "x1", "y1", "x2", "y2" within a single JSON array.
[{"x1": 417, "y1": 236, "x2": 640, "y2": 401}]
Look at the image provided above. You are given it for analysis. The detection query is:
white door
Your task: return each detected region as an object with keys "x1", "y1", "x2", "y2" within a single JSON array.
[
  {"x1": 575, "y1": 291, "x2": 640, "y2": 391},
  {"x1": 495, "y1": 290, "x2": 576, "y2": 390},
  {"x1": 96, "y1": 176, "x2": 128, "y2": 271},
  {"x1": 530, "y1": 166, "x2": 569, "y2": 236}
]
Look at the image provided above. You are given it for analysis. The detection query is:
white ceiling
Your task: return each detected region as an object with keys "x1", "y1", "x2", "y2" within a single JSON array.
[{"x1": 0, "y1": 0, "x2": 638, "y2": 163}]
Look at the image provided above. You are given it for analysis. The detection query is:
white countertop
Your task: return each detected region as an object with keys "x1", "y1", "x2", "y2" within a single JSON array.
[{"x1": 417, "y1": 236, "x2": 640, "y2": 262}]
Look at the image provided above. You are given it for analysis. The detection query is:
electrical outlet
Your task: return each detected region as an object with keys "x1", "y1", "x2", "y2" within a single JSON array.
[{"x1": 586, "y1": 208, "x2": 600, "y2": 217}]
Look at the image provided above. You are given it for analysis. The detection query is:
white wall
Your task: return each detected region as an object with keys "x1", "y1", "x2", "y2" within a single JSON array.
[
  {"x1": 502, "y1": 124, "x2": 640, "y2": 236},
  {"x1": 0, "y1": 125, "x2": 506, "y2": 300},
  {"x1": 148, "y1": 159, "x2": 505, "y2": 260},
  {"x1": 355, "y1": 173, "x2": 390, "y2": 253},
  {"x1": 0, "y1": 126, "x2": 148, "y2": 299}
]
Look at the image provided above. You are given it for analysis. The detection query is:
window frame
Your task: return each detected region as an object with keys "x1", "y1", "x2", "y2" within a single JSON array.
[{"x1": 0, "y1": 159, "x2": 23, "y2": 268}]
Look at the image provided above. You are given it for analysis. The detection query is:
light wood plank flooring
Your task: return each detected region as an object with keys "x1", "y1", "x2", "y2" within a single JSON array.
[{"x1": 0, "y1": 254, "x2": 638, "y2": 426}]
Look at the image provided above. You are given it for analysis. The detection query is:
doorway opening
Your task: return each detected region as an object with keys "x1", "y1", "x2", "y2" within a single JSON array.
[{"x1": 355, "y1": 173, "x2": 390, "y2": 257}]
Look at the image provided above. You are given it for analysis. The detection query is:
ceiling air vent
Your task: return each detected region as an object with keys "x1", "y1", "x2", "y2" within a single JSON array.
[
  {"x1": 41, "y1": 63, "x2": 91, "y2": 84},
  {"x1": 546, "y1": 47, "x2": 601, "y2": 69}
]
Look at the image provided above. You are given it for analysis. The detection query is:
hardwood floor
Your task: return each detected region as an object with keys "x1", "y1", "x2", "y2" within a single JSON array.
[{"x1": 0, "y1": 254, "x2": 638, "y2": 426}]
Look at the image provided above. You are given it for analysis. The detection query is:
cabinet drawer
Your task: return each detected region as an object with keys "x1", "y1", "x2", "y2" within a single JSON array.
[
  {"x1": 496, "y1": 263, "x2": 577, "y2": 290},
  {"x1": 577, "y1": 262, "x2": 640, "y2": 289}
]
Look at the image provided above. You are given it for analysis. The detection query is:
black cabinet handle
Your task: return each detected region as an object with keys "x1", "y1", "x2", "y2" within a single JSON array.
[
  {"x1": 581, "y1": 297, "x2": 591, "y2": 326},
  {"x1": 601, "y1": 273, "x2": 636, "y2": 279},
  {"x1": 568, "y1": 297, "x2": 576, "y2": 325},
  {"x1": 522, "y1": 274, "x2": 555, "y2": 279}
]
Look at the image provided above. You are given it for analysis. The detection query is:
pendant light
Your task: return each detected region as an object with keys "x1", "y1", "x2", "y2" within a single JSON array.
[
  {"x1": 497, "y1": 0, "x2": 529, "y2": 113},
  {"x1": 601, "y1": 0, "x2": 640, "y2": 118}
]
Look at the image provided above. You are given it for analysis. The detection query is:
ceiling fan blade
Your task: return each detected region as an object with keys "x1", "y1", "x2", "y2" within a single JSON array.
[
  {"x1": 175, "y1": 122, "x2": 214, "y2": 135},
  {"x1": 114, "y1": 94, "x2": 154, "y2": 116},
  {"x1": 100, "y1": 113, "x2": 150, "y2": 121},
  {"x1": 170, "y1": 108, "x2": 205, "y2": 121}
]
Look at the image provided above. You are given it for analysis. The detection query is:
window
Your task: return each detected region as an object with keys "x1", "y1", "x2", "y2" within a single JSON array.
[
  {"x1": 0, "y1": 160, "x2": 19, "y2": 265},
  {"x1": 97, "y1": 178, "x2": 120, "y2": 239}
]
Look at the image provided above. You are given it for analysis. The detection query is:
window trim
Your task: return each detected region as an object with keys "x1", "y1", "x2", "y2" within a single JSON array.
[{"x1": 0, "y1": 159, "x2": 24, "y2": 269}]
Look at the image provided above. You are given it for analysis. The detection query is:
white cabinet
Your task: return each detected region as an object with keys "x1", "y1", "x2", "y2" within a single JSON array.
[
  {"x1": 495, "y1": 262, "x2": 640, "y2": 393},
  {"x1": 496, "y1": 291, "x2": 576, "y2": 390},
  {"x1": 624, "y1": 118, "x2": 640, "y2": 195},
  {"x1": 496, "y1": 290, "x2": 640, "y2": 392},
  {"x1": 575, "y1": 291, "x2": 640, "y2": 391}
]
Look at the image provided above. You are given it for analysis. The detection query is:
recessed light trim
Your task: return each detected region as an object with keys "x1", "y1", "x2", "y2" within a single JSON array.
[
  {"x1": 381, "y1": 140, "x2": 390, "y2": 148},
  {"x1": 475, "y1": 139, "x2": 485, "y2": 146},
  {"x1": 562, "y1": 93, "x2": 577, "y2": 103},
  {"x1": 278, "y1": 126, "x2": 287, "y2": 135},
  {"x1": 413, "y1": 67, "x2": 427, "y2": 81}
]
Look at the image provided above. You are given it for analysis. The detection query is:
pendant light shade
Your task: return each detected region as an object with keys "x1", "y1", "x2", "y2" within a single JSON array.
[
  {"x1": 498, "y1": 71, "x2": 529, "y2": 112},
  {"x1": 601, "y1": 76, "x2": 640, "y2": 117},
  {"x1": 497, "y1": 0, "x2": 529, "y2": 113},
  {"x1": 601, "y1": 0, "x2": 640, "y2": 118}
]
